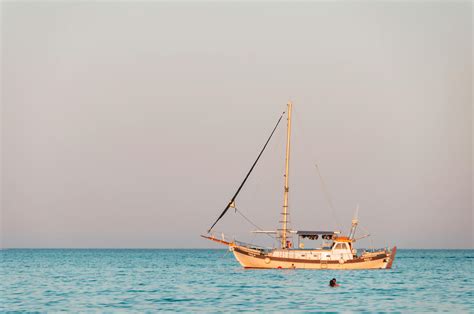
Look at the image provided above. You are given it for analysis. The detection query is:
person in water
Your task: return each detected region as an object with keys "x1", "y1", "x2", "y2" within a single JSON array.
[{"x1": 329, "y1": 278, "x2": 340, "y2": 287}]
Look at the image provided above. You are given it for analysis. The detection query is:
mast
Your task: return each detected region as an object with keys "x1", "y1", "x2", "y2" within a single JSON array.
[{"x1": 281, "y1": 101, "x2": 292, "y2": 248}]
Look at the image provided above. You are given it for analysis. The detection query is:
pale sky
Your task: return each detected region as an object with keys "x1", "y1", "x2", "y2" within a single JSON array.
[{"x1": 1, "y1": 1, "x2": 472, "y2": 249}]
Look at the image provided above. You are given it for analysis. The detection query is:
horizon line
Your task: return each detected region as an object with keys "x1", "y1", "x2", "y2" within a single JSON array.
[{"x1": 1, "y1": 247, "x2": 473, "y2": 250}]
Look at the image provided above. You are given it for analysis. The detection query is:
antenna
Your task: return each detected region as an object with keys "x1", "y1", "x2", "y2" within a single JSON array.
[
  {"x1": 353, "y1": 204, "x2": 359, "y2": 221},
  {"x1": 349, "y1": 204, "x2": 360, "y2": 239}
]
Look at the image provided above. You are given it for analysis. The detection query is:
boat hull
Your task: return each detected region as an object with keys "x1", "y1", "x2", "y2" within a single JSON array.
[{"x1": 232, "y1": 246, "x2": 396, "y2": 270}]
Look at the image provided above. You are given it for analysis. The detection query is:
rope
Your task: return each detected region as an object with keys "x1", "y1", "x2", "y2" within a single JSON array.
[
  {"x1": 314, "y1": 163, "x2": 343, "y2": 230},
  {"x1": 291, "y1": 106, "x2": 343, "y2": 231},
  {"x1": 208, "y1": 111, "x2": 286, "y2": 233},
  {"x1": 234, "y1": 207, "x2": 276, "y2": 241},
  {"x1": 235, "y1": 207, "x2": 263, "y2": 230},
  {"x1": 358, "y1": 223, "x2": 374, "y2": 249},
  {"x1": 219, "y1": 248, "x2": 231, "y2": 259}
]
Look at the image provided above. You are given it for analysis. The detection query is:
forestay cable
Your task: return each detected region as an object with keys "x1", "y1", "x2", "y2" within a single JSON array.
[{"x1": 207, "y1": 111, "x2": 286, "y2": 233}]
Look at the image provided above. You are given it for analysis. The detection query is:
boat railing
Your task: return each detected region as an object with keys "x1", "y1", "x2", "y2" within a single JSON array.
[{"x1": 234, "y1": 240, "x2": 271, "y2": 252}]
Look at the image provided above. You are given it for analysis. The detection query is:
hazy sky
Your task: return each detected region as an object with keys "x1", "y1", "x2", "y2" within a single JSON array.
[{"x1": 1, "y1": 1, "x2": 472, "y2": 249}]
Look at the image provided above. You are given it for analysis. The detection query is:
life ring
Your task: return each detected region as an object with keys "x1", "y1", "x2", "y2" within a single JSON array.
[{"x1": 264, "y1": 257, "x2": 271, "y2": 264}]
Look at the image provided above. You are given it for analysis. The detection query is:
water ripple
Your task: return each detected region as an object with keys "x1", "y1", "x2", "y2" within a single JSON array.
[{"x1": 1, "y1": 249, "x2": 473, "y2": 312}]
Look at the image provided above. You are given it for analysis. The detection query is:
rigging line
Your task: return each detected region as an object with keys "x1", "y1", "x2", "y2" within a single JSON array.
[
  {"x1": 207, "y1": 111, "x2": 286, "y2": 233},
  {"x1": 291, "y1": 106, "x2": 343, "y2": 231},
  {"x1": 235, "y1": 207, "x2": 264, "y2": 231},
  {"x1": 314, "y1": 163, "x2": 343, "y2": 230},
  {"x1": 246, "y1": 116, "x2": 284, "y2": 210},
  {"x1": 358, "y1": 223, "x2": 374, "y2": 249},
  {"x1": 235, "y1": 207, "x2": 276, "y2": 241}
]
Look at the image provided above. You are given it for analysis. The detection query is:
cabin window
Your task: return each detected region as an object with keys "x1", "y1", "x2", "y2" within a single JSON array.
[{"x1": 334, "y1": 243, "x2": 349, "y2": 250}]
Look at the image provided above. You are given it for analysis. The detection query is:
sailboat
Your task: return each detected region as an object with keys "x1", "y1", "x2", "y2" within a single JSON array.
[{"x1": 202, "y1": 101, "x2": 397, "y2": 269}]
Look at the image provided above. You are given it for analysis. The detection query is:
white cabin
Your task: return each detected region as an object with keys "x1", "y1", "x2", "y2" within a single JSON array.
[{"x1": 269, "y1": 238, "x2": 355, "y2": 261}]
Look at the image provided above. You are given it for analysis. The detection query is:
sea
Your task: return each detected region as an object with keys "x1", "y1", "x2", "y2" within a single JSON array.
[{"x1": 1, "y1": 249, "x2": 473, "y2": 312}]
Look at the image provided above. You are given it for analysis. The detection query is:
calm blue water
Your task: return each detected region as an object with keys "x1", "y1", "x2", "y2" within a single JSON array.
[{"x1": 1, "y1": 249, "x2": 473, "y2": 312}]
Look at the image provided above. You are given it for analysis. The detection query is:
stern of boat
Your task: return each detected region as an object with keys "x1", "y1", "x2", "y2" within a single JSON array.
[{"x1": 385, "y1": 246, "x2": 397, "y2": 269}]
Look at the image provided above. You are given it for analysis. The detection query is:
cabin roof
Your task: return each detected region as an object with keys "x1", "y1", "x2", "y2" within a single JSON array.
[
  {"x1": 296, "y1": 231, "x2": 335, "y2": 236},
  {"x1": 334, "y1": 236, "x2": 353, "y2": 242}
]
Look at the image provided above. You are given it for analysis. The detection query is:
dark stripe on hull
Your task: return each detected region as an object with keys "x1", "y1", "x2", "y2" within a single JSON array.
[{"x1": 233, "y1": 247, "x2": 388, "y2": 264}]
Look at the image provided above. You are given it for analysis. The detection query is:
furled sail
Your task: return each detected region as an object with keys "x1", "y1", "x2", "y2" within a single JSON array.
[{"x1": 207, "y1": 111, "x2": 285, "y2": 233}]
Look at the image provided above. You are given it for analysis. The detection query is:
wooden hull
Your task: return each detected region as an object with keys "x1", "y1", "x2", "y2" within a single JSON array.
[{"x1": 232, "y1": 246, "x2": 396, "y2": 270}]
